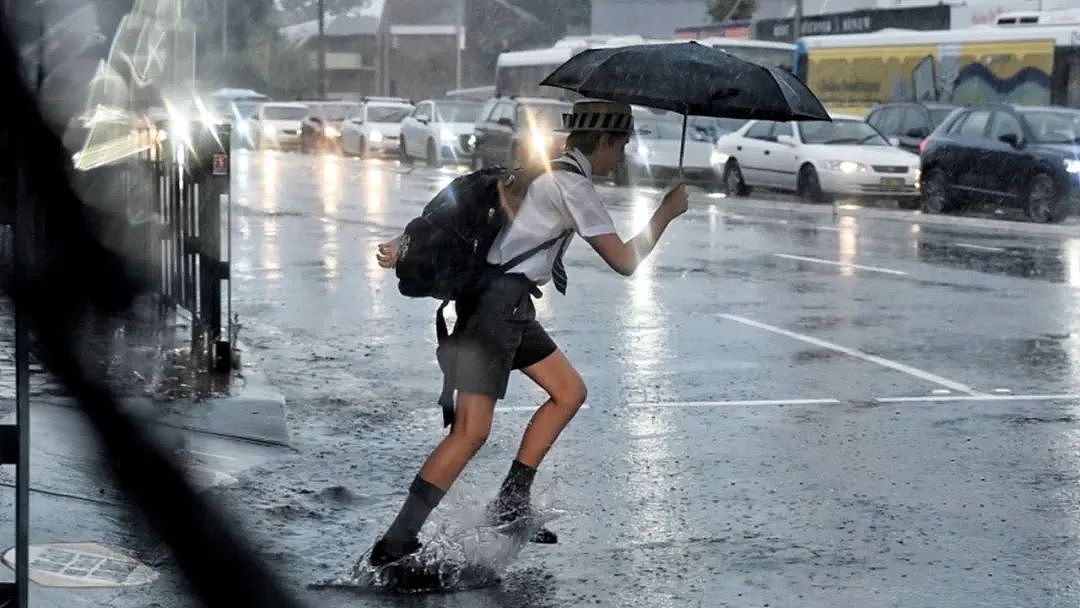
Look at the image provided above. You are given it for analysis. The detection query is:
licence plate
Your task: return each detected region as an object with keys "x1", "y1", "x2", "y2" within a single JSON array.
[{"x1": 880, "y1": 177, "x2": 905, "y2": 188}]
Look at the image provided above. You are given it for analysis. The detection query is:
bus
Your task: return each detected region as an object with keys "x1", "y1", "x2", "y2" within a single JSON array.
[
  {"x1": 495, "y1": 36, "x2": 797, "y2": 99},
  {"x1": 794, "y1": 25, "x2": 1080, "y2": 116}
]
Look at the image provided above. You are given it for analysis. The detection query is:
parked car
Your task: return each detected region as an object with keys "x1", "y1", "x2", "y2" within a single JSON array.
[
  {"x1": 300, "y1": 101, "x2": 360, "y2": 154},
  {"x1": 866, "y1": 101, "x2": 959, "y2": 154},
  {"x1": 714, "y1": 115, "x2": 921, "y2": 205},
  {"x1": 920, "y1": 103, "x2": 1080, "y2": 223},
  {"x1": 399, "y1": 99, "x2": 483, "y2": 166},
  {"x1": 470, "y1": 97, "x2": 570, "y2": 169},
  {"x1": 616, "y1": 107, "x2": 719, "y2": 189},
  {"x1": 250, "y1": 102, "x2": 309, "y2": 151},
  {"x1": 340, "y1": 97, "x2": 414, "y2": 158}
]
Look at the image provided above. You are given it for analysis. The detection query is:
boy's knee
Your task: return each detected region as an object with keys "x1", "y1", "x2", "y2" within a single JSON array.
[
  {"x1": 451, "y1": 423, "x2": 490, "y2": 453},
  {"x1": 558, "y1": 377, "x2": 587, "y2": 409}
]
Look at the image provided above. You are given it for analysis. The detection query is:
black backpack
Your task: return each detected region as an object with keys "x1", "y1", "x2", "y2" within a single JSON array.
[
  {"x1": 394, "y1": 159, "x2": 583, "y2": 426},
  {"x1": 395, "y1": 161, "x2": 581, "y2": 301}
]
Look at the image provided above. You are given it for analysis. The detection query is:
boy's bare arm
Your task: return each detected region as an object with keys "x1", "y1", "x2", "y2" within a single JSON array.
[
  {"x1": 586, "y1": 184, "x2": 688, "y2": 276},
  {"x1": 376, "y1": 237, "x2": 401, "y2": 268}
]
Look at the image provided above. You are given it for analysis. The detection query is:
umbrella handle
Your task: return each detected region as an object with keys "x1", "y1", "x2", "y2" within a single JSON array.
[{"x1": 678, "y1": 114, "x2": 687, "y2": 179}]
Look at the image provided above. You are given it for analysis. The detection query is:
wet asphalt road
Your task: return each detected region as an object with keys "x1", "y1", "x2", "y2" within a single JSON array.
[{"x1": 172, "y1": 150, "x2": 1080, "y2": 606}]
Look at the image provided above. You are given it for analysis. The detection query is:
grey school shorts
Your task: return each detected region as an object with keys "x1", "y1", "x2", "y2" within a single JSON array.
[{"x1": 444, "y1": 274, "x2": 558, "y2": 400}]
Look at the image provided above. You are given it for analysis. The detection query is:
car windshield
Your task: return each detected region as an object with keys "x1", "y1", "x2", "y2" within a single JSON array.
[
  {"x1": 233, "y1": 101, "x2": 259, "y2": 118},
  {"x1": 367, "y1": 105, "x2": 413, "y2": 123},
  {"x1": 263, "y1": 106, "x2": 308, "y2": 120},
  {"x1": 634, "y1": 118, "x2": 686, "y2": 140},
  {"x1": 320, "y1": 105, "x2": 358, "y2": 121},
  {"x1": 1022, "y1": 110, "x2": 1080, "y2": 144},
  {"x1": 438, "y1": 102, "x2": 481, "y2": 123},
  {"x1": 520, "y1": 105, "x2": 566, "y2": 130},
  {"x1": 798, "y1": 119, "x2": 890, "y2": 145},
  {"x1": 929, "y1": 108, "x2": 956, "y2": 127}
]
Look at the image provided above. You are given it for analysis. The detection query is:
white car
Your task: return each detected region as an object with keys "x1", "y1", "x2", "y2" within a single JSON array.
[
  {"x1": 399, "y1": 99, "x2": 483, "y2": 166},
  {"x1": 250, "y1": 102, "x2": 309, "y2": 151},
  {"x1": 340, "y1": 98, "x2": 414, "y2": 158},
  {"x1": 713, "y1": 115, "x2": 922, "y2": 206},
  {"x1": 618, "y1": 107, "x2": 719, "y2": 189}
]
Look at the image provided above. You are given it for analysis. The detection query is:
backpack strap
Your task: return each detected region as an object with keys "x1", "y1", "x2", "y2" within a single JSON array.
[
  {"x1": 497, "y1": 229, "x2": 573, "y2": 274},
  {"x1": 435, "y1": 299, "x2": 455, "y2": 427}
]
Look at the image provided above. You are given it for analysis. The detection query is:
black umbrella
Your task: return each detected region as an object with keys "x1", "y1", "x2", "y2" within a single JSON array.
[{"x1": 540, "y1": 41, "x2": 831, "y2": 172}]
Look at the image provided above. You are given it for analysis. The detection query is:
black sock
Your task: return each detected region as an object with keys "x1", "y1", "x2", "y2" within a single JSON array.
[
  {"x1": 383, "y1": 475, "x2": 446, "y2": 544},
  {"x1": 496, "y1": 460, "x2": 537, "y2": 508}
]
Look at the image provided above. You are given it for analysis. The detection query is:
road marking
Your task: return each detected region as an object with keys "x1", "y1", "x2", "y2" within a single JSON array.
[
  {"x1": 718, "y1": 313, "x2": 985, "y2": 396},
  {"x1": 416, "y1": 404, "x2": 591, "y2": 416},
  {"x1": 954, "y1": 243, "x2": 1006, "y2": 253},
  {"x1": 816, "y1": 226, "x2": 840, "y2": 232},
  {"x1": 773, "y1": 253, "x2": 908, "y2": 276},
  {"x1": 876, "y1": 394, "x2": 1080, "y2": 403},
  {"x1": 629, "y1": 398, "x2": 841, "y2": 408},
  {"x1": 184, "y1": 449, "x2": 240, "y2": 462}
]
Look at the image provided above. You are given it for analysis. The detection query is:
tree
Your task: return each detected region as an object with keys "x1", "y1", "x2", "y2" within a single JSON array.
[{"x1": 707, "y1": 0, "x2": 755, "y2": 23}]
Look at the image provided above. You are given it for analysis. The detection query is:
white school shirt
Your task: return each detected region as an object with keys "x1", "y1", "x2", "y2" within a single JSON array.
[{"x1": 485, "y1": 150, "x2": 618, "y2": 285}]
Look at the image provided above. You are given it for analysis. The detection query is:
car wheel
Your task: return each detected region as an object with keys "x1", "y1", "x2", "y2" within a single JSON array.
[
  {"x1": 399, "y1": 137, "x2": 412, "y2": 165},
  {"x1": 426, "y1": 139, "x2": 439, "y2": 167},
  {"x1": 797, "y1": 164, "x2": 829, "y2": 204},
  {"x1": 920, "y1": 169, "x2": 950, "y2": 214},
  {"x1": 723, "y1": 160, "x2": 749, "y2": 197},
  {"x1": 1024, "y1": 172, "x2": 1069, "y2": 223}
]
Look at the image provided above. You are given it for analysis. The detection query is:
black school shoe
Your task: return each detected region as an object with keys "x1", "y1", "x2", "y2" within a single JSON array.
[
  {"x1": 368, "y1": 536, "x2": 422, "y2": 567},
  {"x1": 485, "y1": 500, "x2": 558, "y2": 544}
]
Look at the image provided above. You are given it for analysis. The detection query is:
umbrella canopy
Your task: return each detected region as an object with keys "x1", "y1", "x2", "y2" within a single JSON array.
[{"x1": 539, "y1": 41, "x2": 830, "y2": 123}]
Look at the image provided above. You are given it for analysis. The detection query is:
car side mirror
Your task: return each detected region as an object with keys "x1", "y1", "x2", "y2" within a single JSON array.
[
  {"x1": 998, "y1": 133, "x2": 1023, "y2": 148},
  {"x1": 418, "y1": 117, "x2": 429, "y2": 125},
  {"x1": 888, "y1": 136, "x2": 901, "y2": 147},
  {"x1": 776, "y1": 134, "x2": 795, "y2": 146},
  {"x1": 496, "y1": 118, "x2": 514, "y2": 128}
]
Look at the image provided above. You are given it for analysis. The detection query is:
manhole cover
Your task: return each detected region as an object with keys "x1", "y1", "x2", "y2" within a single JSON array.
[{"x1": 2, "y1": 542, "x2": 157, "y2": 588}]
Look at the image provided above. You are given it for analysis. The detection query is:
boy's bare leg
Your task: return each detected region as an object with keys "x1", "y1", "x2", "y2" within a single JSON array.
[
  {"x1": 516, "y1": 349, "x2": 587, "y2": 467},
  {"x1": 419, "y1": 392, "x2": 496, "y2": 489},
  {"x1": 371, "y1": 392, "x2": 495, "y2": 564},
  {"x1": 487, "y1": 350, "x2": 586, "y2": 543}
]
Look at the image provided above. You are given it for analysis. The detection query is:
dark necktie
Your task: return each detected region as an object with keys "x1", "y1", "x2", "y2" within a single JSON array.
[{"x1": 552, "y1": 237, "x2": 569, "y2": 294}]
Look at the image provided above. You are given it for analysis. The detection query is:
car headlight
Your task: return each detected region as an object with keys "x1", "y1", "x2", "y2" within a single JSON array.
[
  {"x1": 440, "y1": 128, "x2": 456, "y2": 142},
  {"x1": 826, "y1": 160, "x2": 867, "y2": 174},
  {"x1": 467, "y1": 134, "x2": 477, "y2": 149},
  {"x1": 323, "y1": 125, "x2": 341, "y2": 138},
  {"x1": 1065, "y1": 159, "x2": 1080, "y2": 174},
  {"x1": 262, "y1": 123, "x2": 276, "y2": 137},
  {"x1": 530, "y1": 130, "x2": 551, "y2": 151},
  {"x1": 370, "y1": 130, "x2": 384, "y2": 143},
  {"x1": 710, "y1": 148, "x2": 729, "y2": 167}
]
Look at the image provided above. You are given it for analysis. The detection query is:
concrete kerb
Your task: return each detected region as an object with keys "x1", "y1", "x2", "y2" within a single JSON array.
[
  {"x1": 701, "y1": 194, "x2": 1080, "y2": 238},
  {"x1": 125, "y1": 341, "x2": 290, "y2": 447}
]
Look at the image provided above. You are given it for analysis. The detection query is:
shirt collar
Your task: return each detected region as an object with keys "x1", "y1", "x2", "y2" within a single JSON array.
[{"x1": 565, "y1": 149, "x2": 593, "y2": 180}]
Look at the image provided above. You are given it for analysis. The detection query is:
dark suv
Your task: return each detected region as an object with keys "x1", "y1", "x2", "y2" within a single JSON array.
[
  {"x1": 470, "y1": 97, "x2": 571, "y2": 169},
  {"x1": 920, "y1": 103, "x2": 1080, "y2": 223},
  {"x1": 866, "y1": 102, "x2": 958, "y2": 154}
]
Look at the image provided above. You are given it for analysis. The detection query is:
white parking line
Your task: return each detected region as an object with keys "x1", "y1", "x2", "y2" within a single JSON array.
[
  {"x1": 773, "y1": 253, "x2": 908, "y2": 276},
  {"x1": 184, "y1": 449, "x2": 240, "y2": 462},
  {"x1": 876, "y1": 394, "x2": 1080, "y2": 403},
  {"x1": 719, "y1": 314, "x2": 986, "y2": 396},
  {"x1": 629, "y1": 398, "x2": 841, "y2": 408},
  {"x1": 954, "y1": 243, "x2": 1006, "y2": 253}
]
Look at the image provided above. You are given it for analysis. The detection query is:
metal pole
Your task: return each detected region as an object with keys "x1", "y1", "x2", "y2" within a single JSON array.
[
  {"x1": 455, "y1": 0, "x2": 464, "y2": 90},
  {"x1": 222, "y1": 0, "x2": 228, "y2": 65},
  {"x1": 793, "y1": 0, "x2": 803, "y2": 43},
  {"x1": 14, "y1": 171, "x2": 30, "y2": 608},
  {"x1": 317, "y1": 0, "x2": 325, "y2": 99}
]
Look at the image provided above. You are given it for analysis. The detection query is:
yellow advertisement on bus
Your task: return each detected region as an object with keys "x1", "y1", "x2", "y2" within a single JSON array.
[{"x1": 798, "y1": 27, "x2": 1069, "y2": 116}]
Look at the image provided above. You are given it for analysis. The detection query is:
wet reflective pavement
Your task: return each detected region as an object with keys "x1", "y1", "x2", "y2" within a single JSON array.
[{"x1": 56, "y1": 150, "x2": 1080, "y2": 605}]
